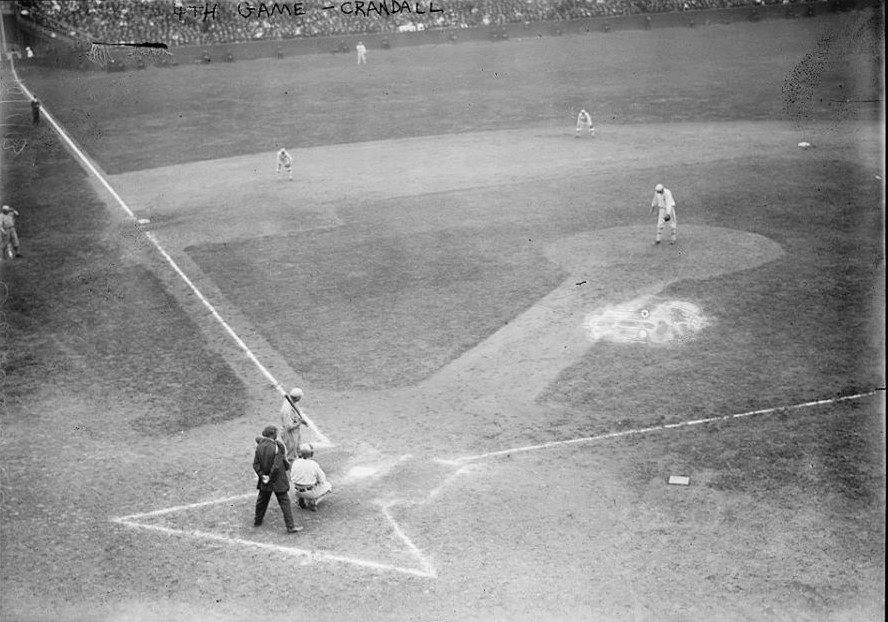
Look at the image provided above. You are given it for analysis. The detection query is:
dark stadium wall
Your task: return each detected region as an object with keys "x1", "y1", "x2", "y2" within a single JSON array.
[
  {"x1": 12, "y1": 0, "x2": 875, "y2": 70},
  {"x1": 165, "y1": 3, "x2": 845, "y2": 64}
]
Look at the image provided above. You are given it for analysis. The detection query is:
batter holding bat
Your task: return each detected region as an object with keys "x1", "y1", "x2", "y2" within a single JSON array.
[
  {"x1": 280, "y1": 387, "x2": 307, "y2": 466},
  {"x1": 650, "y1": 183, "x2": 677, "y2": 245}
]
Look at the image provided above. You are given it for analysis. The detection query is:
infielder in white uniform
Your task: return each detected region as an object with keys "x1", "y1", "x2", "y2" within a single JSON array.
[
  {"x1": 275, "y1": 148, "x2": 293, "y2": 181},
  {"x1": 356, "y1": 41, "x2": 367, "y2": 65},
  {"x1": 650, "y1": 183, "x2": 677, "y2": 245},
  {"x1": 576, "y1": 108, "x2": 595, "y2": 137}
]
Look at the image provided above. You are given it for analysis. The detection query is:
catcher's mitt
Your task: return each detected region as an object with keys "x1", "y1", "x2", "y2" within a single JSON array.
[{"x1": 663, "y1": 214, "x2": 671, "y2": 222}]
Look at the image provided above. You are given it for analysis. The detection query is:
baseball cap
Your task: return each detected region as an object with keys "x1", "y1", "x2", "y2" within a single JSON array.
[
  {"x1": 655, "y1": 184, "x2": 664, "y2": 192},
  {"x1": 289, "y1": 387, "x2": 303, "y2": 399},
  {"x1": 1, "y1": 205, "x2": 10, "y2": 212}
]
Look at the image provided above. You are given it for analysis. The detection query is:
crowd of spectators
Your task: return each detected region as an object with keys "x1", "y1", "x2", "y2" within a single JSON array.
[{"x1": 17, "y1": 0, "x2": 820, "y2": 46}]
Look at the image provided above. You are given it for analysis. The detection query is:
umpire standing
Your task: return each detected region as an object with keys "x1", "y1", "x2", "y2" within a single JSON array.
[{"x1": 253, "y1": 425, "x2": 302, "y2": 533}]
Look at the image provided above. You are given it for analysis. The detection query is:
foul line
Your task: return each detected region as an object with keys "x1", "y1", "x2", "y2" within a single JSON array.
[
  {"x1": 146, "y1": 233, "x2": 331, "y2": 446},
  {"x1": 436, "y1": 389, "x2": 885, "y2": 465},
  {"x1": 1, "y1": 47, "x2": 331, "y2": 447},
  {"x1": 112, "y1": 518, "x2": 434, "y2": 578}
]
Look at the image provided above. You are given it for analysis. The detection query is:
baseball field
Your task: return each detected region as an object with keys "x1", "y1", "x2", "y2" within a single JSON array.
[{"x1": 1, "y1": 8, "x2": 885, "y2": 621}]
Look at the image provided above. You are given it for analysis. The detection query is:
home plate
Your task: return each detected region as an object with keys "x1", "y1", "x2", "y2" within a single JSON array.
[
  {"x1": 137, "y1": 218, "x2": 151, "y2": 224},
  {"x1": 668, "y1": 475, "x2": 690, "y2": 486},
  {"x1": 346, "y1": 465, "x2": 379, "y2": 480}
]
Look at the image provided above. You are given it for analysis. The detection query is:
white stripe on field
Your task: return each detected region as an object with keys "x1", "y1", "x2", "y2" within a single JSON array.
[
  {"x1": 145, "y1": 233, "x2": 332, "y2": 446},
  {"x1": 428, "y1": 464, "x2": 473, "y2": 500},
  {"x1": 1, "y1": 43, "x2": 332, "y2": 447},
  {"x1": 115, "y1": 493, "x2": 256, "y2": 522},
  {"x1": 379, "y1": 502, "x2": 436, "y2": 577},
  {"x1": 112, "y1": 518, "x2": 434, "y2": 578},
  {"x1": 436, "y1": 389, "x2": 885, "y2": 465}
]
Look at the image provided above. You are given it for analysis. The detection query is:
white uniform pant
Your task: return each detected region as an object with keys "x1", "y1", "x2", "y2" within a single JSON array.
[
  {"x1": 1, "y1": 227, "x2": 18, "y2": 257},
  {"x1": 656, "y1": 210, "x2": 677, "y2": 242},
  {"x1": 357, "y1": 51, "x2": 366, "y2": 64},
  {"x1": 293, "y1": 482, "x2": 332, "y2": 502},
  {"x1": 576, "y1": 120, "x2": 594, "y2": 134}
]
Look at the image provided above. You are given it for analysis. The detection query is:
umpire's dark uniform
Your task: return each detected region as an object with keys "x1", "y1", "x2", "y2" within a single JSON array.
[{"x1": 253, "y1": 426, "x2": 301, "y2": 533}]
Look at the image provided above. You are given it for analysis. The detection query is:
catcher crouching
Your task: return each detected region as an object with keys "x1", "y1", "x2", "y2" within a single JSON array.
[{"x1": 291, "y1": 443, "x2": 333, "y2": 511}]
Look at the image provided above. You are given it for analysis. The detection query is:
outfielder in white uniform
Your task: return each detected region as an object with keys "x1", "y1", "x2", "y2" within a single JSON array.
[
  {"x1": 650, "y1": 183, "x2": 677, "y2": 245},
  {"x1": 356, "y1": 41, "x2": 367, "y2": 65},
  {"x1": 276, "y1": 148, "x2": 293, "y2": 181},
  {"x1": 576, "y1": 108, "x2": 595, "y2": 137}
]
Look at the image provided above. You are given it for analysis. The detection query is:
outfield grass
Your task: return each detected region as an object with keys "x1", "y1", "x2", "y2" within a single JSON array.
[{"x1": 17, "y1": 12, "x2": 882, "y2": 174}]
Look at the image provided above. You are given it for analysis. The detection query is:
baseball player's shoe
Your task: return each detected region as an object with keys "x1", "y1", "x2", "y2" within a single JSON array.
[
  {"x1": 286, "y1": 526, "x2": 304, "y2": 533},
  {"x1": 653, "y1": 240, "x2": 661, "y2": 245},
  {"x1": 298, "y1": 498, "x2": 307, "y2": 509},
  {"x1": 669, "y1": 240, "x2": 675, "y2": 245}
]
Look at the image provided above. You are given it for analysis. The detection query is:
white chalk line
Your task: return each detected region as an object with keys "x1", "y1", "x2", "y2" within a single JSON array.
[
  {"x1": 2, "y1": 48, "x2": 332, "y2": 447},
  {"x1": 117, "y1": 451, "x2": 415, "y2": 522},
  {"x1": 112, "y1": 452, "x2": 432, "y2": 577},
  {"x1": 145, "y1": 233, "x2": 331, "y2": 446},
  {"x1": 379, "y1": 501, "x2": 436, "y2": 577},
  {"x1": 428, "y1": 464, "x2": 473, "y2": 500},
  {"x1": 116, "y1": 492, "x2": 256, "y2": 522},
  {"x1": 112, "y1": 518, "x2": 434, "y2": 578},
  {"x1": 435, "y1": 389, "x2": 885, "y2": 466}
]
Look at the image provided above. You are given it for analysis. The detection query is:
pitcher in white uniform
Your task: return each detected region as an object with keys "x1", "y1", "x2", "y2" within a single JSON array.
[{"x1": 650, "y1": 183, "x2": 677, "y2": 245}]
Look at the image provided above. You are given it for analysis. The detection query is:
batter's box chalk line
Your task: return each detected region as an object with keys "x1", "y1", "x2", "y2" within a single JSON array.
[
  {"x1": 435, "y1": 389, "x2": 885, "y2": 466},
  {"x1": 112, "y1": 490, "x2": 436, "y2": 579}
]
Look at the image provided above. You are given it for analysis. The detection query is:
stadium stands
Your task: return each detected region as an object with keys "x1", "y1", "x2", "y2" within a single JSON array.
[{"x1": 16, "y1": 0, "x2": 810, "y2": 46}]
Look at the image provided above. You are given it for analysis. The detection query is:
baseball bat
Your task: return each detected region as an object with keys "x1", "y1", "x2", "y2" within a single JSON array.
[{"x1": 284, "y1": 394, "x2": 306, "y2": 425}]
